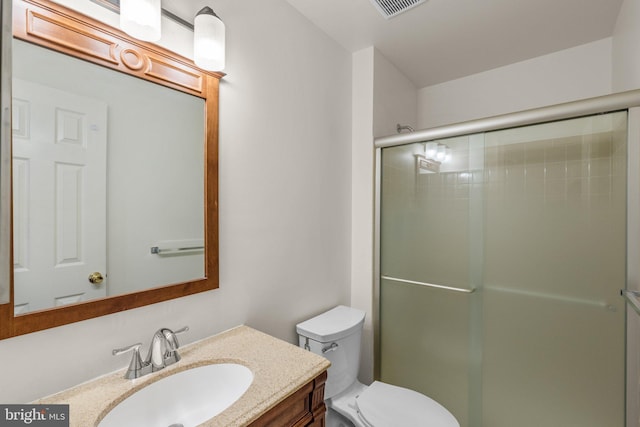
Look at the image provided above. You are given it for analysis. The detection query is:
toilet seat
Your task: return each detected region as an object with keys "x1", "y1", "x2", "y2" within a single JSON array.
[{"x1": 355, "y1": 381, "x2": 459, "y2": 427}]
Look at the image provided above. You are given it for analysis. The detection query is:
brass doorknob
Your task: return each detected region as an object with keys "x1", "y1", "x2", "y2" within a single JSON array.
[{"x1": 88, "y1": 272, "x2": 104, "y2": 285}]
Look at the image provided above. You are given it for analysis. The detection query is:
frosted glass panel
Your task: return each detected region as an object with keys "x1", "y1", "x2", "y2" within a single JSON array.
[
  {"x1": 379, "y1": 111, "x2": 627, "y2": 427},
  {"x1": 380, "y1": 135, "x2": 481, "y2": 427},
  {"x1": 380, "y1": 136, "x2": 479, "y2": 289},
  {"x1": 482, "y1": 112, "x2": 626, "y2": 426},
  {"x1": 381, "y1": 280, "x2": 472, "y2": 426}
]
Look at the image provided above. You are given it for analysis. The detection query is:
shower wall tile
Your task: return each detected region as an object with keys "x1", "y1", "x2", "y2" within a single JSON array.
[
  {"x1": 545, "y1": 162, "x2": 567, "y2": 180},
  {"x1": 455, "y1": 183, "x2": 470, "y2": 199},
  {"x1": 589, "y1": 157, "x2": 612, "y2": 177},
  {"x1": 566, "y1": 160, "x2": 584, "y2": 178},
  {"x1": 524, "y1": 145, "x2": 545, "y2": 164},
  {"x1": 525, "y1": 165, "x2": 545, "y2": 181},
  {"x1": 589, "y1": 176, "x2": 612, "y2": 195},
  {"x1": 589, "y1": 136, "x2": 613, "y2": 158},
  {"x1": 483, "y1": 129, "x2": 625, "y2": 208},
  {"x1": 525, "y1": 178, "x2": 544, "y2": 197},
  {"x1": 457, "y1": 172, "x2": 471, "y2": 184}
]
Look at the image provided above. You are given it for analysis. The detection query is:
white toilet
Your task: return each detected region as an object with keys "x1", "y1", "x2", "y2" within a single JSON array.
[{"x1": 296, "y1": 305, "x2": 459, "y2": 427}]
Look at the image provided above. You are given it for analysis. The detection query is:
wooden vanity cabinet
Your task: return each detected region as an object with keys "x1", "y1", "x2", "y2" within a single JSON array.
[{"x1": 248, "y1": 370, "x2": 327, "y2": 427}]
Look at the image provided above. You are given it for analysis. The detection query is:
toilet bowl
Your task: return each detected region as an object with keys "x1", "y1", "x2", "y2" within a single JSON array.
[{"x1": 296, "y1": 305, "x2": 459, "y2": 427}]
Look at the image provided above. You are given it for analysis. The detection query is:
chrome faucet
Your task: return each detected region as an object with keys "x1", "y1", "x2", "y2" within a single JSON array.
[{"x1": 113, "y1": 326, "x2": 189, "y2": 379}]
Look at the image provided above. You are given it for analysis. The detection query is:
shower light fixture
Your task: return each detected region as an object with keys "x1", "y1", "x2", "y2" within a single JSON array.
[
  {"x1": 425, "y1": 142, "x2": 438, "y2": 159},
  {"x1": 417, "y1": 157, "x2": 440, "y2": 174},
  {"x1": 424, "y1": 142, "x2": 452, "y2": 164}
]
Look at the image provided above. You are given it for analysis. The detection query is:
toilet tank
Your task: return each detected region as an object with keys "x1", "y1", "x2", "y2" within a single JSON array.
[{"x1": 296, "y1": 306, "x2": 366, "y2": 399}]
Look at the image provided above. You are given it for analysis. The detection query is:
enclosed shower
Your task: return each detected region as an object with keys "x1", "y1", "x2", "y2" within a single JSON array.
[{"x1": 375, "y1": 97, "x2": 640, "y2": 427}]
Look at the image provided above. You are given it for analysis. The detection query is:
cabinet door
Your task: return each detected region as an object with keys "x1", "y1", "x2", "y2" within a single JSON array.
[{"x1": 249, "y1": 371, "x2": 327, "y2": 427}]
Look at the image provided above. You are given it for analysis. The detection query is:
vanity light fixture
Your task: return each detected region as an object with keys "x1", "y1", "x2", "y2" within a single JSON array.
[
  {"x1": 194, "y1": 6, "x2": 226, "y2": 71},
  {"x1": 119, "y1": 0, "x2": 161, "y2": 42},
  {"x1": 92, "y1": 0, "x2": 226, "y2": 72}
]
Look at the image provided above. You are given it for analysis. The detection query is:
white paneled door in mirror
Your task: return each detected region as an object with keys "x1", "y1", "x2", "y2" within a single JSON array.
[{"x1": 12, "y1": 79, "x2": 107, "y2": 314}]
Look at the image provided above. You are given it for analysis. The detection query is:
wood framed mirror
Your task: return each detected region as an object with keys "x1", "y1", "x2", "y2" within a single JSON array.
[{"x1": 0, "y1": 0, "x2": 221, "y2": 339}]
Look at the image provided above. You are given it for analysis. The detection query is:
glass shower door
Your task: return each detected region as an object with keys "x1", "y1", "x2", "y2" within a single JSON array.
[{"x1": 379, "y1": 111, "x2": 627, "y2": 427}]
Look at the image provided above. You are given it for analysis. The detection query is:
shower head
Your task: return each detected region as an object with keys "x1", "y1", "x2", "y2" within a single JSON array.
[{"x1": 397, "y1": 124, "x2": 415, "y2": 133}]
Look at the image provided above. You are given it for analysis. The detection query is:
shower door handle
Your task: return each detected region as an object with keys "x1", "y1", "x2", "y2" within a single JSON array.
[
  {"x1": 621, "y1": 289, "x2": 640, "y2": 315},
  {"x1": 382, "y1": 275, "x2": 475, "y2": 294}
]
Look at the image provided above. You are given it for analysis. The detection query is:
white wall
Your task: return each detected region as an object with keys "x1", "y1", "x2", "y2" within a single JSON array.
[
  {"x1": 0, "y1": 0, "x2": 352, "y2": 403},
  {"x1": 373, "y1": 51, "x2": 418, "y2": 138},
  {"x1": 417, "y1": 38, "x2": 613, "y2": 129},
  {"x1": 351, "y1": 47, "x2": 375, "y2": 384},
  {"x1": 612, "y1": 0, "x2": 640, "y2": 92}
]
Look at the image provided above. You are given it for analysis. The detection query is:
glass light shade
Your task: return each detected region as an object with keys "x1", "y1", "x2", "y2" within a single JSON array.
[
  {"x1": 119, "y1": 0, "x2": 161, "y2": 42},
  {"x1": 425, "y1": 142, "x2": 438, "y2": 159},
  {"x1": 436, "y1": 144, "x2": 447, "y2": 162},
  {"x1": 444, "y1": 147, "x2": 452, "y2": 163},
  {"x1": 194, "y1": 7, "x2": 226, "y2": 71}
]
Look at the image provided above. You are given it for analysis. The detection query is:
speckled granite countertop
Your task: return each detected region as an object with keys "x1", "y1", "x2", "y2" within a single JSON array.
[{"x1": 36, "y1": 325, "x2": 330, "y2": 427}]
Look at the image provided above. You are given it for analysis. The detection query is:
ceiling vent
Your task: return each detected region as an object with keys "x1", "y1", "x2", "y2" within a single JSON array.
[{"x1": 369, "y1": 0, "x2": 426, "y2": 19}]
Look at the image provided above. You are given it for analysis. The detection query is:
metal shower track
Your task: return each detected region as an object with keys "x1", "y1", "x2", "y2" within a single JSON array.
[{"x1": 374, "y1": 89, "x2": 640, "y2": 148}]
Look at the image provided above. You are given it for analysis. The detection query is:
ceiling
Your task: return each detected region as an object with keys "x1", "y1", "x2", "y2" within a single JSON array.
[
  {"x1": 165, "y1": 0, "x2": 624, "y2": 89},
  {"x1": 286, "y1": 0, "x2": 624, "y2": 88}
]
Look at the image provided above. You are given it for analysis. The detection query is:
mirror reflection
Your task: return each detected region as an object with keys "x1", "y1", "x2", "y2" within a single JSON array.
[{"x1": 12, "y1": 39, "x2": 206, "y2": 314}]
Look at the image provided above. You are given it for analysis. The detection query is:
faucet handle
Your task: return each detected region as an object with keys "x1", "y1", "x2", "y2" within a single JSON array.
[
  {"x1": 113, "y1": 343, "x2": 144, "y2": 379},
  {"x1": 112, "y1": 342, "x2": 142, "y2": 356},
  {"x1": 174, "y1": 326, "x2": 189, "y2": 334},
  {"x1": 159, "y1": 326, "x2": 189, "y2": 366},
  {"x1": 158, "y1": 326, "x2": 189, "y2": 351},
  {"x1": 165, "y1": 326, "x2": 189, "y2": 350}
]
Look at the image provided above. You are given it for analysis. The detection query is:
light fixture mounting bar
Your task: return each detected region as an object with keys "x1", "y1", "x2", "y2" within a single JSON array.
[{"x1": 90, "y1": 0, "x2": 194, "y2": 30}]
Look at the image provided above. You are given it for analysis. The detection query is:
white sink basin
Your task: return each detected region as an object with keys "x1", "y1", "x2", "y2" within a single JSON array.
[{"x1": 99, "y1": 363, "x2": 253, "y2": 427}]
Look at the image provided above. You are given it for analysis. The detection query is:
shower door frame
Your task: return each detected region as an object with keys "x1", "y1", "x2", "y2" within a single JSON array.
[{"x1": 373, "y1": 89, "x2": 640, "y2": 427}]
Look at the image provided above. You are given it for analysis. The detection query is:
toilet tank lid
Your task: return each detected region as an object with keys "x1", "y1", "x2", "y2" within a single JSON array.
[{"x1": 296, "y1": 305, "x2": 366, "y2": 343}]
